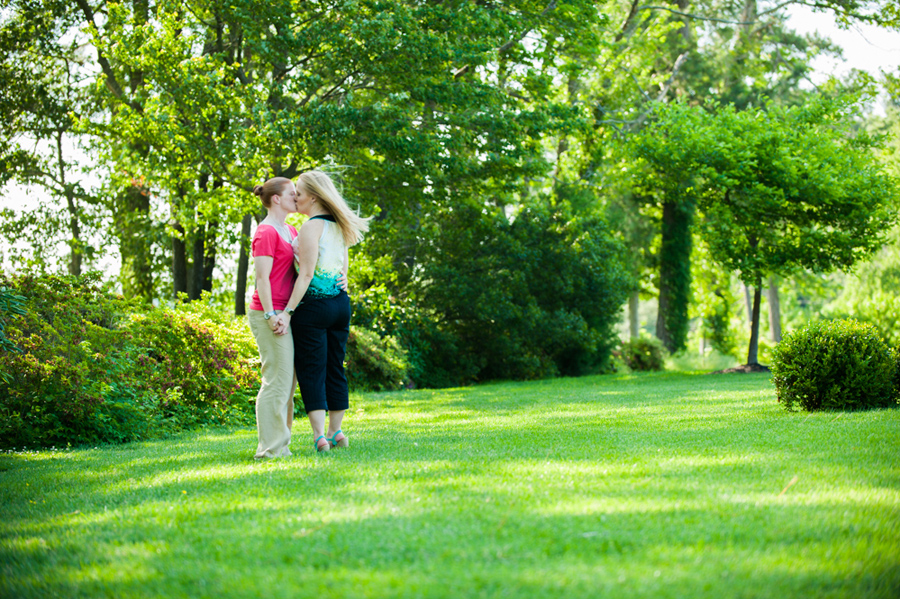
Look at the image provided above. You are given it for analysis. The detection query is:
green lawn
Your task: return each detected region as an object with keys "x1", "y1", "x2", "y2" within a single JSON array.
[{"x1": 2, "y1": 372, "x2": 898, "y2": 598}]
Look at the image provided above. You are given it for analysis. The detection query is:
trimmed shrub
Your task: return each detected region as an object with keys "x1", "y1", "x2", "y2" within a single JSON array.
[
  {"x1": 345, "y1": 327, "x2": 410, "y2": 391},
  {"x1": 620, "y1": 336, "x2": 667, "y2": 372},
  {"x1": 770, "y1": 319, "x2": 897, "y2": 412},
  {"x1": 0, "y1": 273, "x2": 259, "y2": 449}
]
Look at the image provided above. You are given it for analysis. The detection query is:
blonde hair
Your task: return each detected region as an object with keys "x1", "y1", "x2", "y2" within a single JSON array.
[{"x1": 298, "y1": 170, "x2": 372, "y2": 246}]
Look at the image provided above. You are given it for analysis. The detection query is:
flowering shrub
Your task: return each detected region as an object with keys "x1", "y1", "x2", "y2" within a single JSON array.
[{"x1": 0, "y1": 273, "x2": 259, "y2": 449}]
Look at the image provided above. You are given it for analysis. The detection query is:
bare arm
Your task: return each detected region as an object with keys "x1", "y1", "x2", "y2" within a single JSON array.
[
  {"x1": 344, "y1": 247, "x2": 350, "y2": 292},
  {"x1": 254, "y1": 255, "x2": 276, "y2": 314},
  {"x1": 253, "y1": 255, "x2": 280, "y2": 334}
]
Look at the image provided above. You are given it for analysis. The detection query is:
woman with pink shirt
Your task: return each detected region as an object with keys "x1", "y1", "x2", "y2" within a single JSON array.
[{"x1": 248, "y1": 177, "x2": 301, "y2": 458}]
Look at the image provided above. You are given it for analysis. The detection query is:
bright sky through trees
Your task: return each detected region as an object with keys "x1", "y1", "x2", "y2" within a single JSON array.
[{"x1": 788, "y1": 5, "x2": 899, "y2": 85}]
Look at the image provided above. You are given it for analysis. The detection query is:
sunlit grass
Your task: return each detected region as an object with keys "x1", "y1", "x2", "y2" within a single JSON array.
[{"x1": 2, "y1": 372, "x2": 898, "y2": 598}]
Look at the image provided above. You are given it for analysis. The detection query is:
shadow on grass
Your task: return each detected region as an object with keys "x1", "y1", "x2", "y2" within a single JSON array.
[
  {"x1": 4, "y1": 473, "x2": 898, "y2": 598},
  {"x1": 2, "y1": 371, "x2": 898, "y2": 598}
]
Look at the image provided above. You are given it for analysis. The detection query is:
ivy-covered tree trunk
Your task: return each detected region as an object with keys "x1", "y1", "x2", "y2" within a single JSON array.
[
  {"x1": 768, "y1": 275, "x2": 782, "y2": 342},
  {"x1": 171, "y1": 184, "x2": 189, "y2": 299},
  {"x1": 53, "y1": 132, "x2": 84, "y2": 277},
  {"x1": 202, "y1": 220, "x2": 217, "y2": 294},
  {"x1": 202, "y1": 179, "x2": 223, "y2": 294},
  {"x1": 64, "y1": 190, "x2": 82, "y2": 277},
  {"x1": 234, "y1": 213, "x2": 253, "y2": 316},
  {"x1": 656, "y1": 199, "x2": 694, "y2": 353},
  {"x1": 747, "y1": 279, "x2": 763, "y2": 365},
  {"x1": 116, "y1": 181, "x2": 153, "y2": 301}
]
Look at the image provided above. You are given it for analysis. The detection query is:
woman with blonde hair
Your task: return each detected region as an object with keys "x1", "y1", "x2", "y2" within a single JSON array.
[{"x1": 276, "y1": 170, "x2": 372, "y2": 452}]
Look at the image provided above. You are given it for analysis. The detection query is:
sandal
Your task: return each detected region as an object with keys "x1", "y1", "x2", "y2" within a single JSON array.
[
  {"x1": 314, "y1": 435, "x2": 330, "y2": 453},
  {"x1": 327, "y1": 430, "x2": 349, "y2": 449}
]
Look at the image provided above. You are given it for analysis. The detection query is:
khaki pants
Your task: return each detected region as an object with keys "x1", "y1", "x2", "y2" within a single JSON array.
[{"x1": 249, "y1": 310, "x2": 296, "y2": 458}]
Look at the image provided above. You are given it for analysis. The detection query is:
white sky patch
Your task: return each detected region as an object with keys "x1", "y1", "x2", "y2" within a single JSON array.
[{"x1": 787, "y1": 5, "x2": 900, "y2": 84}]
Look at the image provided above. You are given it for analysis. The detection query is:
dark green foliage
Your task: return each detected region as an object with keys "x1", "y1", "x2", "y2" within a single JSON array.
[
  {"x1": 396, "y1": 314, "x2": 484, "y2": 390},
  {"x1": 401, "y1": 200, "x2": 632, "y2": 384},
  {"x1": 770, "y1": 320, "x2": 897, "y2": 412},
  {"x1": 893, "y1": 348, "x2": 900, "y2": 403},
  {"x1": 352, "y1": 198, "x2": 631, "y2": 387},
  {"x1": 344, "y1": 327, "x2": 410, "y2": 392},
  {"x1": 0, "y1": 285, "x2": 26, "y2": 358},
  {"x1": 620, "y1": 337, "x2": 667, "y2": 372},
  {"x1": 0, "y1": 273, "x2": 259, "y2": 449}
]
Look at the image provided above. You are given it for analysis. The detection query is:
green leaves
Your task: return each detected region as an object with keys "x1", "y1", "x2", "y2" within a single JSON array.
[
  {"x1": 771, "y1": 319, "x2": 898, "y2": 411},
  {"x1": 632, "y1": 97, "x2": 899, "y2": 285}
]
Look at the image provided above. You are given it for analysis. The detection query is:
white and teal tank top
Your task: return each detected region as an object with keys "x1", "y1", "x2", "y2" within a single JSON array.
[{"x1": 303, "y1": 215, "x2": 345, "y2": 300}]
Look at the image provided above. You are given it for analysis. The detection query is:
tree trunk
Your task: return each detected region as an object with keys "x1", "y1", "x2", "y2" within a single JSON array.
[
  {"x1": 171, "y1": 186, "x2": 188, "y2": 299},
  {"x1": 117, "y1": 181, "x2": 153, "y2": 302},
  {"x1": 202, "y1": 220, "x2": 217, "y2": 293},
  {"x1": 743, "y1": 283, "x2": 753, "y2": 322},
  {"x1": 629, "y1": 289, "x2": 640, "y2": 339},
  {"x1": 234, "y1": 213, "x2": 253, "y2": 316},
  {"x1": 656, "y1": 199, "x2": 693, "y2": 353},
  {"x1": 57, "y1": 133, "x2": 82, "y2": 277},
  {"x1": 746, "y1": 280, "x2": 762, "y2": 365},
  {"x1": 190, "y1": 225, "x2": 205, "y2": 300},
  {"x1": 202, "y1": 179, "x2": 223, "y2": 293},
  {"x1": 767, "y1": 275, "x2": 782, "y2": 343},
  {"x1": 189, "y1": 174, "x2": 211, "y2": 300},
  {"x1": 65, "y1": 190, "x2": 82, "y2": 277},
  {"x1": 172, "y1": 221, "x2": 187, "y2": 298}
]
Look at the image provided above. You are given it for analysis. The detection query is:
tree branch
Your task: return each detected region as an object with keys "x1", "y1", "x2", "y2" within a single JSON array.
[
  {"x1": 72, "y1": 0, "x2": 141, "y2": 112},
  {"x1": 616, "y1": 0, "x2": 643, "y2": 43},
  {"x1": 655, "y1": 52, "x2": 688, "y2": 102},
  {"x1": 497, "y1": 0, "x2": 558, "y2": 54},
  {"x1": 636, "y1": 5, "x2": 755, "y2": 25},
  {"x1": 455, "y1": 0, "x2": 559, "y2": 79},
  {"x1": 639, "y1": 0, "x2": 882, "y2": 27}
]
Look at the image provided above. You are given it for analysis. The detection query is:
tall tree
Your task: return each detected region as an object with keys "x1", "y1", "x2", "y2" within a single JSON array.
[
  {"x1": 699, "y1": 96, "x2": 898, "y2": 364},
  {"x1": 0, "y1": 2, "x2": 99, "y2": 275}
]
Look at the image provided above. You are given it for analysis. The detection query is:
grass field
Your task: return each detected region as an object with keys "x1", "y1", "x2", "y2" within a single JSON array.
[{"x1": 2, "y1": 371, "x2": 898, "y2": 598}]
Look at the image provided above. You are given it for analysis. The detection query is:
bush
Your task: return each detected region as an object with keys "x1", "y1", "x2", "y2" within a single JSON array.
[
  {"x1": 0, "y1": 273, "x2": 259, "y2": 449},
  {"x1": 345, "y1": 327, "x2": 410, "y2": 391},
  {"x1": 0, "y1": 285, "x2": 26, "y2": 359},
  {"x1": 894, "y1": 348, "x2": 900, "y2": 403},
  {"x1": 770, "y1": 319, "x2": 897, "y2": 412},
  {"x1": 620, "y1": 336, "x2": 667, "y2": 371},
  {"x1": 825, "y1": 290, "x2": 900, "y2": 348},
  {"x1": 381, "y1": 200, "x2": 631, "y2": 386}
]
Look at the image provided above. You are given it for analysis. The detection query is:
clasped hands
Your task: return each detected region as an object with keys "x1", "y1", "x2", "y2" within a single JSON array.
[{"x1": 269, "y1": 271, "x2": 349, "y2": 336}]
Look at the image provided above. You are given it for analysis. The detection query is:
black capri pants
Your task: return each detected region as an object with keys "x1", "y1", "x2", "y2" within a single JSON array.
[{"x1": 291, "y1": 291, "x2": 351, "y2": 413}]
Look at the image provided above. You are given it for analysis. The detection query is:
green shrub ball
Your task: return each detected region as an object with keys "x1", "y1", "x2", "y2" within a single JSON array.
[
  {"x1": 620, "y1": 336, "x2": 667, "y2": 372},
  {"x1": 770, "y1": 319, "x2": 898, "y2": 412}
]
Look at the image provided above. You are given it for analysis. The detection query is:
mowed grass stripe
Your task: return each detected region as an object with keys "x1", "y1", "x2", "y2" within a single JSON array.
[{"x1": 1, "y1": 372, "x2": 898, "y2": 598}]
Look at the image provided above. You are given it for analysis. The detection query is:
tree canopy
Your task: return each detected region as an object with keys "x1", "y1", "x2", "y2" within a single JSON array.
[{"x1": 2, "y1": 0, "x2": 899, "y2": 383}]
